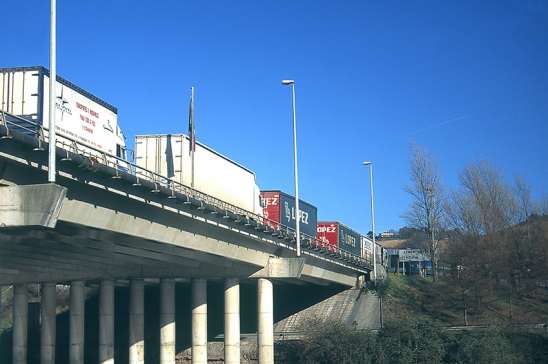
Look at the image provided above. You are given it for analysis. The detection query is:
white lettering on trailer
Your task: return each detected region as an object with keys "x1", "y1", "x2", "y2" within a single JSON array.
[
  {"x1": 317, "y1": 225, "x2": 336, "y2": 233},
  {"x1": 261, "y1": 196, "x2": 278, "y2": 207},
  {"x1": 343, "y1": 233, "x2": 357, "y2": 247},
  {"x1": 43, "y1": 75, "x2": 124, "y2": 154},
  {"x1": 319, "y1": 236, "x2": 330, "y2": 244},
  {"x1": 284, "y1": 202, "x2": 309, "y2": 225}
]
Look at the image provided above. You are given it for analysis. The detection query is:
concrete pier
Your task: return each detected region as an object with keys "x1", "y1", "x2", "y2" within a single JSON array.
[
  {"x1": 192, "y1": 278, "x2": 207, "y2": 364},
  {"x1": 160, "y1": 279, "x2": 175, "y2": 364},
  {"x1": 40, "y1": 282, "x2": 56, "y2": 364},
  {"x1": 99, "y1": 280, "x2": 115, "y2": 364},
  {"x1": 257, "y1": 278, "x2": 273, "y2": 364},
  {"x1": 129, "y1": 279, "x2": 145, "y2": 364},
  {"x1": 224, "y1": 278, "x2": 240, "y2": 364},
  {"x1": 12, "y1": 284, "x2": 28, "y2": 364},
  {"x1": 70, "y1": 281, "x2": 85, "y2": 364}
]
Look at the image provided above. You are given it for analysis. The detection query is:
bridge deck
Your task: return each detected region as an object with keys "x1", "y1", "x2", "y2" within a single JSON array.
[{"x1": 0, "y1": 113, "x2": 370, "y2": 287}]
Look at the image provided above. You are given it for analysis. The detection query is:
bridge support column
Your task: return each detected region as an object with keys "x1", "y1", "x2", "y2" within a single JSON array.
[
  {"x1": 99, "y1": 280, "x2": 114, "y2": 364},
  {"x1": 160, "y1": 278, "x2": 175, "y2": 364},
  {"x1": 129, "y1": 279, "x2": 145, "y2": 364},
  {"x1": 70, "y1": 281, "x2": 85, "y2": 364},
  {"x1": 257, "y1": 278, "x2": 273, "y2": 364},
  {"x1": 12, "y1": 284, "x2": 28, "y2": 364},
  {"x1": 224, "y1": 278, "x2": 240, "y2": 364},
  {"x1": 192, "y1": 278, "x2": 207, "y2": 364},
  {"x1": 40, "y1": 282, "x2": 56, "y2": 364}
]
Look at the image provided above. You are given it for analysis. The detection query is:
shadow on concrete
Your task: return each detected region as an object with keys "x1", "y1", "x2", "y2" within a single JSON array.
[{"x1": 0, "y1": 281, "x2": 343, "y2": 363}]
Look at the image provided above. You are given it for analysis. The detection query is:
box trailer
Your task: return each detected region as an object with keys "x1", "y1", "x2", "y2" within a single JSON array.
[
  {"x1": 316, "y1": 222, "x2": 361, "y2": 256},
  {"x1": 0, "y1": 66, "x2": 126, "y2": 157},
  {"x1": 361, "y1": 235, "x2": 373, "y2": 260},
  {"x1": 260, "y1": 190, "x2": 318, "y2": 237},
  {"x1": 134, "y1": 134, "x2": 262, "y2": 215}
]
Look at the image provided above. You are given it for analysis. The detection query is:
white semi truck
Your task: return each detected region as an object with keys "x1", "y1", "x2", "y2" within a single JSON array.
[
  {"x1": 134, "y1": 134, "x2": 263, "y2": 216},
  {"x1": 1, "y1": 66, "x2": 262, "y2": 216},
  {"x1": 0, "y1": 66, "x2": 126, "y2": 158}
]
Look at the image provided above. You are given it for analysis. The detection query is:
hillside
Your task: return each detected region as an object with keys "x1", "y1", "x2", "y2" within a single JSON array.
[{"x1": 383, "y1": 273, "x2": 548, "y2": 327}]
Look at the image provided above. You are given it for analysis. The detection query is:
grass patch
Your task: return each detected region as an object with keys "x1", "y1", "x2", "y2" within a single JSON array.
[{"x1": 383, "y1": 274, "x2": 548, "y2": 326}]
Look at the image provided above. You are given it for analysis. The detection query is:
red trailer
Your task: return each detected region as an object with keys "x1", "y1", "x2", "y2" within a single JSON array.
[
  {"x1": 316, "y1": 221, "x2": 362, "y2": 256},
  {"x1": 316, "y1": 222, "x2": 339, "y2": 252},
  {"x1": 260, "y1": 190, "x2": 318, "y2": 237}
]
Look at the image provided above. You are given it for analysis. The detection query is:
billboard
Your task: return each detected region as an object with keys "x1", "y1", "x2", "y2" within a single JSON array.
[{"x1": 398, "y1": 249, "x2": 430, "y2": 262}]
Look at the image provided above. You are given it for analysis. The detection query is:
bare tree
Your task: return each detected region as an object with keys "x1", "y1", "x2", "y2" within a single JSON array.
[
  {"x1": 459, "y1": 161, "x2": 517, "y2": 235},
  {"x1": 446, "y1": 163, "x2": 518, "y2": 264},
  {"x1": 536, "y1": 195, "x2": 548, "y2": 216},
  {"x1": 403, "y1": 145, "x2": 444, "y2": 281},
  {"x1": 514, "y1": 175, "x2": 533, "y2": 223},
  {"x1": 445, "y1": 162, "x2": 527, "y2": 311},
  {"x1": 442, "y1": 161, "x2": 548, "y2": 322},
  {"x1": 445, "y1": 190, "x2": 482, "y2": 237}
]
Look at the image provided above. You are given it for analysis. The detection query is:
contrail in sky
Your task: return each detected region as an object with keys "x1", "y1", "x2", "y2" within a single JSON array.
[{"x1": 410, "y1": 115, "x2": 469, "y2": 136}]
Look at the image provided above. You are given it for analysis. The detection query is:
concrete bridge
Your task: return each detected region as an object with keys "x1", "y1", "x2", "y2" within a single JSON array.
[{"x1": 0, "y1": 114, "x2": 371, "y2": 364}]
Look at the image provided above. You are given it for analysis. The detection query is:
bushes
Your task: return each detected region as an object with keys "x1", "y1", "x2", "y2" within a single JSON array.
[
  {"x1": 444, "y1": 329, "x2": 521, "y2": 364},
  {"x1": 299, "y1": 322, "x2": 376, "y2": 364},
  {"x1": 375, "y1": 319, "x2": 445, "y2": 364},
  {"x1": 276, "y1": 318, "x2": 545, "y2": 363},
  {"x1": 507, "y1": 332, "x2": 548, "y2": 363},
  {"x1": 276, "y1": 321, "x2": 376, "y2": 364}
]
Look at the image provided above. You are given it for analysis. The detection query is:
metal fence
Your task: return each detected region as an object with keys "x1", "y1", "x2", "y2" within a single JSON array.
[{"x1": 0, "y1": 111, "x2": 372, "y2": 270}]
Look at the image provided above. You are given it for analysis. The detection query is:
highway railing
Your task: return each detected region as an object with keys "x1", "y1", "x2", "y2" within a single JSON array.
[{"x1": 0, "y1": 112, "x2": 372, "y2": 271}]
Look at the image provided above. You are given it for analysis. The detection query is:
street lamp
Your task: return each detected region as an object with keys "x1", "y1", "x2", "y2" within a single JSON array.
[
  {"x1": 48, "y1": 0, "x2": 57, "y2": 183},
  {"x1": 363, "y1": 161, "x2": 377, "y2": 281},
  {"x1": 282, "y1": 79, "x2": 301, "y2": 257}
]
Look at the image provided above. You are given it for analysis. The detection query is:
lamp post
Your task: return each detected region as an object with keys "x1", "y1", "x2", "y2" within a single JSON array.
[
  {"x1": 48, "y1": 0, "x2": 57, "y2": 183},
  {"x1": 363, "y1": 161, "x2": 377, "y2": 281},
  {"x1": 282, "y1": 80, "x2": 301, "y2": 257}
]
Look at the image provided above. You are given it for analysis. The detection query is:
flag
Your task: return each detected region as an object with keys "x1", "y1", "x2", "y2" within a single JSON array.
[{"x1": 188, "y1": 87, "x2": 195, "y2": 155}]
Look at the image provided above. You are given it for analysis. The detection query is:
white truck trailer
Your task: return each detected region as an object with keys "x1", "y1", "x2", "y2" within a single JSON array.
[
  {"x1": 0, "y1": 66, "x2": 126, "y2": 158},
  {"x1": 134, "y1": 134, "x2": 262, "y2": 215}
]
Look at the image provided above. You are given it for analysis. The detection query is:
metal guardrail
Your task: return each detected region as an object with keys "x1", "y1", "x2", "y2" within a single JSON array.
[
  {"x1": 214, "y1": 331, "x2": 306, "y2": 341},
  {"x1": 261, "y1": 323, "x2": 548, "y2": 341},
  {"x1": 0, "y1": 112, "x2": 372, "y2": 270}
]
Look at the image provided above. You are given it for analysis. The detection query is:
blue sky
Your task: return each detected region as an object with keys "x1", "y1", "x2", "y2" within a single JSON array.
[{"x1": 4, "y1": 0, "x2": 547, "y2": 233}]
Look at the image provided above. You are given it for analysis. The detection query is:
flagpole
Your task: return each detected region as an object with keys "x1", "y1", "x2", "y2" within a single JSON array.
[{"x1": 191, "y1": 86, "x2": 195, "y2": 189}]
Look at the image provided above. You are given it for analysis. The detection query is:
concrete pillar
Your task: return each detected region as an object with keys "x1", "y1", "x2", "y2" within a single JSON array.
[
  {"x1": 224, "y1": 279, "x2": 240, "y2": 364},
  {"x1": 257, "y1": 278, "x2": 273, "y2": 364},
  {"x1": 40, "y1": 282, "x2": 56, "y2": 364},
  {"x1": 12, "y1": 284, "x2": 28, "y2": 364},
  {"x1": 99, "y1": 280, "x2": 114, "y2": 364},
  {"x1": 160, "y1": 279, "x2": 175, "y2": 364},
  {"x1": 191, "y1": 278, "x2": 207, "y2": 364},
  {"x1": 70, "y1": 281, "x2": 85, "y2": 364},
  {"x1": 129, "y1": 279, "x2": 145, "y2": 364}
]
